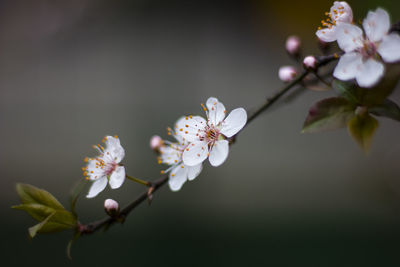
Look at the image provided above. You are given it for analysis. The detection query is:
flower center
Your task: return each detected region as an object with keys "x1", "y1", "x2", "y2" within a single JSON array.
[
  {"x1": 360, "y1": 40, "x2": 377, "y2": 59},
  {"x1": 201, "y1": 125, "x2": 221, "y2": 147}
]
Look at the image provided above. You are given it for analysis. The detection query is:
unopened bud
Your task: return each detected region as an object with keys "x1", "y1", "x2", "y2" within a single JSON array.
[
  {"x1": 303, "y1": 56, "x2": 317, "y2": 70},
  {"x1": 285, "y1": 35, "x2": 301, "y2": 55},
  {"x1": 279, "y1": 66, "x2": 298, "y2": 82},
  {"x1": 150, "y1": 135, "x2": 163, "y2": 151},
  {"x1": 104, "y1": 199, "x2": 120, "y2": 217}
]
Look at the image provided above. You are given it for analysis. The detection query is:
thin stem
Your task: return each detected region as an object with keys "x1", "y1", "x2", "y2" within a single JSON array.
[
  {"x1": 125, "y1": 174, "x2": 151, "y2": 187},
  {"x1": 79, "y1": 53, "x2": 339, "y2": 236}
]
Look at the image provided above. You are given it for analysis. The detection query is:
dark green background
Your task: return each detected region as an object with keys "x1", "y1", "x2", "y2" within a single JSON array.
[{"x1": 2, "y1": 0, "x2": 400, "y2": 266}]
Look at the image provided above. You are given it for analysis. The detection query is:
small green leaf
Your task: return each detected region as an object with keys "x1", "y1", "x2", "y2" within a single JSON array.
[
  {"x1": 348, "y1": 113, "x2": 379, "y2": 153},
  {"x1": 16, "y1": 183, "x2": 64, "y2": 210},
  {"x1": 69, "y1": 179, "x2": 87, "y2": 217},
  {"x1": 361, "y1": 64, "x2": 400, "y2": 106},
  {"x1": 66, "y1": 231, "x2": 81, "y2": 260},
  {"x1": 28, "y1": 212, "x2": 56, "y2": 239},
  {"x1": 13, "y1": 183, "x2": 78, "y2": 237},
  {"x1": 369, "y1": 99, "x2": 400, "y2": 122},
  {"x1": 302, "y1": 97, "x2": 356, "y2": 133},
  {"x1": 333, "y1": 80, "x2": 363, "y2": 104}
]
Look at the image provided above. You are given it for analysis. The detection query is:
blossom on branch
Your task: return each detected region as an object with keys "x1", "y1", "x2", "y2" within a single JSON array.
[
  {"x1": 158, "y1": 128, "x2": 202, "y2": 191},
  {"x1": 177, "y1": 97, "x2": 247, "y2": 167},
  {"x1": 83, "y1": 136, "x2": 126, "y2": 198},
  {"x1": 333, "y1": 8, "x2": 400, "y2": 87},
  {"x1": 316, "y1": 1, "x2": 353, "y2": 42}
]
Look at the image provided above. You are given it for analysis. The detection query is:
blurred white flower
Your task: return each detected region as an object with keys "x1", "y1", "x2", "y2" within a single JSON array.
[
  {"x1": 333, "y1": 8, "x2": 400, "y2": 87},
  {"x1": 279, "y1": 66, "x2": 298, "y2": 82},
  {"x1": 158, "y1": 127, "x2": 202, "y2": 191},
  {"x1": 83, "y1": 135, "x2": 126, "y2": 198},
  {"x1": 316, "y1": 1, "x2": 353, "y2": 42},
  {"x1": 285, "y1": 35, "x2": 301, "y2": 55},
  {"x1": 177, "y1": 97, "x2": 247, "y2": 167}
]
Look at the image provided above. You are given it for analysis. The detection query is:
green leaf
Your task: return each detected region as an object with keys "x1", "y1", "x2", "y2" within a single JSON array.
[
  {"x1": 28, "y1": 212, "x2": 56, "y2": 239},
  {"x1": 348, "y1": 113, "x2": 379, "y2": 153},
  {"x1": 13, "y1": 183, "x2": 77, "y2": 237},
  {"x1": 333, "y1": 80, "x2": 363, "y2": 104},
  {"x1": 69, "y1": 179, "x2": 87, "y2": 217},
  {"x1": 13, "y1": 203, "x2": 76, "y2": 233},
  {"x1": 369, "y1": 98, "x2": 400, "y2": 122},
  {"x1": 361, "y1": 64, "x2": 400, "y2": 106},
  {"x1": 16, "y1": 183, "x2": 65, "y2": 210},
  {"x1": 302, "y1": 97, "x2": 356, "y2": 133},
  {"x1": 66, "y1": 231, "x2": 81, "y2": 260}
]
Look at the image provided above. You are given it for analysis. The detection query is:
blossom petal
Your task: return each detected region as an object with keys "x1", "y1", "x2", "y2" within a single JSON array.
[
  {"x1": 206, "y1": 97, "x2": 226, "y2": 126},
  {"x1": 209, "y1": 140, "x2": 229, "y2": 167},
  {"x1": 330, "y1": 1, "x2": 353, "y2": 23},
  {"x1": 333, "y1": 52, "x2": 363, "y2": 81},
  {"x1": 160, "y1": 145, "x2": 182, "y2": 165},
  {"x1": 336, "y1": 23, "x2": 363, "y2": 52},
  {"x1": 108, "y1": 166, "x2": 126, "y2": 189},
  {"x1": 86, "y1": 177, "x2": 108, "y2": 198},
  {"x1": 363, "y1": 8, "x2": 390, "y2": 42},
  {"x1": 168, "y1": 164, "x2": 188, "y2": 192},
  {"x1": 104, "y1": 136, "x2": 125, "y2": 163},
  {"x1": 182, "y1": 140, "x2": 208, "y2": 166},
  {"x1": 175, "y1": 116, "x2": 207, "y2": 142},
  {"x1": 220, "y1": 108, "x2": 247, "y2": 138},
  {"x1": 316, "y1": 27, "x2": 338, "y2": 42},
  {"x1": 356, "y1": 59, "x2": 384, "y2": 88},
  {"x1": 187, "y1": 163, "x2": 202, "y2": 181},
  {"x1": 378, "y1": 33, "x2": 400, "y2": 63}
]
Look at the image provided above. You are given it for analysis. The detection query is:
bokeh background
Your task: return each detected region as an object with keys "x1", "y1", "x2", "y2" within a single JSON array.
[{"x1": 2, "y1": 0, "x2": 400, "y2": 266}]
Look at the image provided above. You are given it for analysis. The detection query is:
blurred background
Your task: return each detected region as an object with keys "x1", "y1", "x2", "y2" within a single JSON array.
[{"x1": 1, "y1": 0, "x2": 400, "y2": 266}]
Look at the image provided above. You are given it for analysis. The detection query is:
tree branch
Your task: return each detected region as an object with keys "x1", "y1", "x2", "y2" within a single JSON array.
[{"x1": 79, "y1": 53, "x2": 339, "y2": 235}]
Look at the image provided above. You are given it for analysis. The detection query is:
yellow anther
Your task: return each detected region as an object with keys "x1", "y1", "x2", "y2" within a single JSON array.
[
  {"x1": 114, "y1": 135, "x2": 118, "y2": 138},
  {"x1": 84, "y1": 157, "x2": 89, "y2": 162},
  {"x1": 161, "y1": 170, "x2": 165, "y2": 174},
  {"x1": 171, "y1": 173, "x2": 175, "y2": 177}
]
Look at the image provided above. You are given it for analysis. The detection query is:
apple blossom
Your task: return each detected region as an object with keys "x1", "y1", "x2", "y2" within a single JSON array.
[
  {"x1": 83, "y1": 136, "x2": 126, "y2": 198},
  {"x1": 333, "y1": 8, "x2": 400, "y2": 87},
  {"x1": 316, "y1": 1, "x2": 353, "y2": 42},
  {"x1": 177, "y1": 97, "x2": 247, "y2": 167}
]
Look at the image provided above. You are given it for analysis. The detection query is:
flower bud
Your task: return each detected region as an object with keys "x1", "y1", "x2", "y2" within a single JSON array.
[
  {"x1": 150, "y1": 135, "x2": 163, "y2": 151},
  {"x1": 303, "y1": 56, "x2": 317, "y2": 70},
  {"x1": 285, "y1": 35, "x2": 301, "y2": 55},
  {"x1": 104, "y1": 199, "x2": 120, "y2": 217},
  {"x1": 279, "y1": 66, "x2": 298, "y2": 82}
]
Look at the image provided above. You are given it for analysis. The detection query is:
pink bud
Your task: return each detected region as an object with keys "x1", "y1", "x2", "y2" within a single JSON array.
[
  {"x1": 104, "y1": 199, "x2": 119, "y2": 217},
  {"x1": 285, "y1": 36, "x2": 301, "y2": 55},
  {"x1": 303, "y1": 56, "x2": 317, "y2": 69},
  {"x1": 150, "y1": 135, "x2": 163, "y2": 151},
  {"x1": 279, "y1": 66, "x2": 298, "y2": 82}
]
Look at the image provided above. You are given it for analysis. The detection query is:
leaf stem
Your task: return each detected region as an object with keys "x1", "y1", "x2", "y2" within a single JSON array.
[{"x1": 125, "y1": 175, "x2": 151, "y2": 187}]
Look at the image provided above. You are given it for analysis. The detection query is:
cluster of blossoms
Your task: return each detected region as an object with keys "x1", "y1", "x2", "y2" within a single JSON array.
[
  {"x1": 83, "y1": 98, "x2": 247, "y2": 197},
  {"x1": 318, "y1": 2, "x2": 400, "y2": 87},
  {"x1": 153, "y1": 97, "x2": 247, "y2": 191},
  {"x1": 279, "y1": 2, "x2": 400, "y2": 89}
]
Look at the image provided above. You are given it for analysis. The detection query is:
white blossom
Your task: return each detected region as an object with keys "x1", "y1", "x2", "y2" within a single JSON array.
[
  {"x1": 177, "y1": 97, "x2": 247, "y2": 167},
  {"x1": 158, "y1": 127, "x2": 202, "y2": 191},
  {"x1": 83, "y1": 136, "x2": 126, "y2": 198},
  {"x1": 316, "y1": 1, "x2": 353, "y2": 42},
  {"x1": 333, "y1": 8, "x2": 400, "y2": 87}
]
